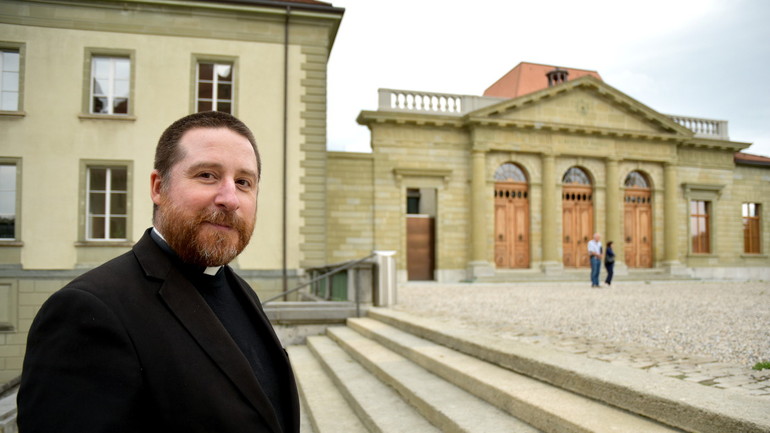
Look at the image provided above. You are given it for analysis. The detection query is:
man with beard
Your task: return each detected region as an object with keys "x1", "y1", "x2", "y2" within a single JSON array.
[{"x1": 17, "y1": 112, "x2": 299, "y2": 433}]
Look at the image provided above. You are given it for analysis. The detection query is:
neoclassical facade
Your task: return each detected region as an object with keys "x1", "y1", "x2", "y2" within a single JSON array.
[{"x1": 328, "y1": 66, "x2": 770, "y2": 282}]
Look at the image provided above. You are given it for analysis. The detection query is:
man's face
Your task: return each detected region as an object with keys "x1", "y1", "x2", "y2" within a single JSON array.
[
  {"x1": 151, "y1": 127, "x2": 259, "y2": 267},
  {"x1": 594, "y1": 233, "x2": 601, "y2": 242}
]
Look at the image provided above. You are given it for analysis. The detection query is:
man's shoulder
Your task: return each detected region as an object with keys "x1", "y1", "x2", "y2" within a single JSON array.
[{"x1": 67, "y1": 250, "x2": 143, "y2": 289}]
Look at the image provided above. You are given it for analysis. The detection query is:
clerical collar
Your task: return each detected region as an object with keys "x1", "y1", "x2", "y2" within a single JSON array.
[{"x1": 151, "y1": 227, "x2": 222, "y2": 276}]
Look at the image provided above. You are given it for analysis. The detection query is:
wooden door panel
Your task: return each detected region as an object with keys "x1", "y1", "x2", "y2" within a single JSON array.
[
  {"x1": 513, "y1": 202, "x2": 530, "y2": 267},
  {"x1": 624, "y1": 189, "x2": 652, "y2": 268},
  {"x1": 624, "y1": 206, "x2": 636, "y2": 267},
  {"x1": 577, "y1": 203, "x2": 593, "y2": 268},
  {"x1": 494, "y1": 203, "x2": 508, "y2": 267},
  {"x1": 407, "y1": 217, "x2": 434, "y2": 280},
  {"x1": 495, "y1": 183, "x2": 529, "y2": 269},
  {"x1": 638, "y1": 206, "x2": 652, "y2": 268},
  {"x1": 562, "y1": 205, "x2": 575, "y2": 267}
]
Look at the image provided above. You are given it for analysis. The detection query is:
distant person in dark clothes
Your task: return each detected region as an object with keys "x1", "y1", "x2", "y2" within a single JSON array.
[
  {"x1": 18, "y1": 111, "x2": 299, "y2": 433},
  {"x1": 604, "y1": 241, "x2": 615, "y2": 286}
]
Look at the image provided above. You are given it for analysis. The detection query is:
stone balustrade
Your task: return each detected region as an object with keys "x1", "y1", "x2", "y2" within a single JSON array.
[
  {"x1": 669, "y1": 115, "x2": 729, "y2": 139},
  {"x1": 376, "y1": 89, "x2": 730, "y2": 140},
  {"x1": 377, "y1": 88, "x2": 504, "y2": 115}
]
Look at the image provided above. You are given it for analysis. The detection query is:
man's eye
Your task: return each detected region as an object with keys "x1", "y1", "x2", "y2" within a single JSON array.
[
  {"x1": 198, "y1": 172, "x2": 214, "y2": 179},
  {"x1": 237, "y1": 179, "x2": 252, "y2": 188}
]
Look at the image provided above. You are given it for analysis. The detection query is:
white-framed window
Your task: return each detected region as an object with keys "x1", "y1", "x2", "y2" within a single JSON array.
[
  {"x1": 86, "y1": 166, "x2": 128, "y2": 241},
  {"x1": 0, "y1": 49, "x2": 20, "y2": 111},
  {"x1": 90, "y1": 56, "x2": 130, "y2": 115},
  {"x1": 196, "y1": 62, "x2": 233, "y2": 113},
  {"x1": 0, "y1": 163, "x2": 17, "y2": 240}
]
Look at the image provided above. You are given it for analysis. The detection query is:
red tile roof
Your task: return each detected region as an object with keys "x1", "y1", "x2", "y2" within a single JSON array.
[
  {"x1": 735, "y1": 152, "x2": 770, "y2": 167},
  {"x1": 484, "y1": 62, "x2": 602, "y2": 98}
]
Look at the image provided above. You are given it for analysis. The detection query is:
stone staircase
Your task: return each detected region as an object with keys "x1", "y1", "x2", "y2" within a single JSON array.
[{"x1": 288, "y1": 308, "x2": 770, "y2": 433}]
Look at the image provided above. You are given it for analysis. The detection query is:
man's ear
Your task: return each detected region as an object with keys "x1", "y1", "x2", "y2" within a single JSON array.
[{"x1": 150, "y1": 170, "x2": 163, "y2": 206}]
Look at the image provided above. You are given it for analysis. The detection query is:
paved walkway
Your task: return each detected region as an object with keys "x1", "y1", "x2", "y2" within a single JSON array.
[{"x1": 395, "y1": 280, "x2": 770, "y2": 398}]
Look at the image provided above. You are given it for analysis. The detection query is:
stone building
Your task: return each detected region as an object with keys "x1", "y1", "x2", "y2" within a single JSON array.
[
  {"x1": 328, "y1": 62, "x2": 770, "y2": 282},
  {"x1": 0, "y1": 0, "x2": 343, "y2": 382}
]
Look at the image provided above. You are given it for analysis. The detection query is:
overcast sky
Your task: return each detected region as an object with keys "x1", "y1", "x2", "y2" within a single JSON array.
[{"x1": 326, "y1": 0, "x2": 770, "y2": 157}]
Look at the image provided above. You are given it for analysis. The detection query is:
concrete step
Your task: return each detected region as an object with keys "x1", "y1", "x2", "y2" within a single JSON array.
[
  {"x1": 367, "y1": 308, "x2": 770, "y2": 433},
  {"x1": 286, "y1": 345, "x2": 368, "y2": 433},
  {"x1": 306, "y1": 334, "x2": 442, "y2": 433},
  {"x1": 327, "y1": 325, "x2": 543, "y2": 433},
  {"x1": 347, "y1": 317, "x2": 680, "y2": 433}
]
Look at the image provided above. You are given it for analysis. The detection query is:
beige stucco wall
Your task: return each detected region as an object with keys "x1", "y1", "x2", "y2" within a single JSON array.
[{"x1": 0, "y1": 0, "x2": 341, "y2": 380}]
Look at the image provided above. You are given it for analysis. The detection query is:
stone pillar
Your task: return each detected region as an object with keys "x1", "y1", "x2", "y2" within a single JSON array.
[
  {"x1": 663, "y1": 162, "x2": 685, "y2": 273},
  {"x1": 468, "y1": 149, "x2": 494, "y2": 279},
  {"x1": 541, "y1": 153, "x2": 561, "y2": 274},
  {"x1": 605, "y1": 157, "x2": 626, "y2": 275}
]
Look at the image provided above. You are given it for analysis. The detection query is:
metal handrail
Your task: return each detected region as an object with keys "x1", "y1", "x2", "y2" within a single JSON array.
[{"x1": 261, "y1": 253, "x2": 376, "y2": 305}]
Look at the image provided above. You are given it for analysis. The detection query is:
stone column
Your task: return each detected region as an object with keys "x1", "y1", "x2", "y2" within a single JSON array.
[
  {"x1": 663, "y1": 162, "x2": 684, "y2": 273},
  {"x1": 468, "y1": 149, "x2": 493, "y2": 279},
  {"x1": 541, "y1": 153, "x2": 561, "y2": 274},
  {"x1": 605, "y1": 157, "x2": 626, "y2": 275}
]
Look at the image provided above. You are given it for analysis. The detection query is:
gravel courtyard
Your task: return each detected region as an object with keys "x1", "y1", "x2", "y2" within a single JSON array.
[{"x1": 394, "y1": 280, "x2": 770, "y2": 367}]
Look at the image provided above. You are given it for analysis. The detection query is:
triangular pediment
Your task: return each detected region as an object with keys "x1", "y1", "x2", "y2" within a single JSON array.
[{"x1": 466, "y1": 76, "x2": 692, "y2": 137}]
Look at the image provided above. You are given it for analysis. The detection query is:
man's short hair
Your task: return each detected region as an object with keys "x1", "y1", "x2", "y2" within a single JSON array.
[{"x1": 154, "y1": 111, "x2": 261, "y2": 187}]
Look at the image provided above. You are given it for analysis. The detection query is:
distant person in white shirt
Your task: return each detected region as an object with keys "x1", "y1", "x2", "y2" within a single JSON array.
[{"x1": 587, "y1": 233, "x2": 603, "y2": 288}]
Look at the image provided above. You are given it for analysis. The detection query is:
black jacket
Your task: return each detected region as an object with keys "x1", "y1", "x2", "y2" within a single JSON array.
[{"x1": 18, "y1": 229, "x2": 299, "y2": 432}]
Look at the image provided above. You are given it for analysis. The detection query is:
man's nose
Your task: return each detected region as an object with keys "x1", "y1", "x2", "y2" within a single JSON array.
[{"x1": 214, "y1": 180, "x2": 240, "y2": 211}]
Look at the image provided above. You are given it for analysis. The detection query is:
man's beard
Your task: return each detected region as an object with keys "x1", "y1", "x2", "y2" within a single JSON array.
[{"x1": 156, "y1": 202, "x2": 254, "y2": 267}]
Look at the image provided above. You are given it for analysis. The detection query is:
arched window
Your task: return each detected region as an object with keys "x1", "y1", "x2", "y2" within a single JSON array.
[
  {"x1": 562, "y1": 167, "x2": 591, "y2": 185},
  {"x1": 624, "y1": 171, "x2": 650, "y2": 188},
  {"x1": 494, "y1": 163, "x2": 527, "y2": 182}
]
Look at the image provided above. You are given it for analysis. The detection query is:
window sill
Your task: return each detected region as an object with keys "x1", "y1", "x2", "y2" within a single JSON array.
[
  {"x1": 75, "y1": 240, "x2": 133, "y2": 247},
  {"x1": 78, "y1": 113, "x2": 137, "y2": 121},
  {"x1": 0, "y1": 111, "x2": 26, "y2": 118},
  {"x1": 687, "y1": 253, "x2": 718, "y2": 259},
  {"x1": 0, "y1": 241, "x2": 23, "y2": 247},
  {"x1": 741, "y1": 253, "x2": 767, "y2": 259}
]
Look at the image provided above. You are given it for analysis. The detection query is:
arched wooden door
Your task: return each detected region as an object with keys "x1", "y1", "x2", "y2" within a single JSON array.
[
  {"x1": 624, "y1": 171, "x2": 653, "y2": 268},
  {"x1": 494, "y1": 163, "x2": 530, "y2": 268},
  {"x1": 562, "y1": 167, "x2": 593, "y2": 268}
]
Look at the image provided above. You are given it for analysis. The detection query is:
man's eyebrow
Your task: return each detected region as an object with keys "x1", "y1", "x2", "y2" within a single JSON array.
[
  {"x1": 185, "y1": 162, "x2": 223, "y2": 173},
  {"x1": 186, "y1": 162, "x2": 257, "y2": 180}
]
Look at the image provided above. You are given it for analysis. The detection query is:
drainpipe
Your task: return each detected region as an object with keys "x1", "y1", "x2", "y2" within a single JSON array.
[{"x1": 282, "y1": 5, "x2": 290, "y2": 300}]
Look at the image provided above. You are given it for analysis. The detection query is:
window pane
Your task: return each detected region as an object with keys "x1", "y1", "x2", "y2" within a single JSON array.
[
  {"x1": 90, "y1": 168, "x2": 106, "y2": 190},
  {"x1": 2, "y1": 51, "x2": 19, "y2": 72},
  {"x1": 93, "y1": 58, "x2": 110, "y2": 78},
  {"x1": 198, "y1": 82, "x2": 213, "y2": 99},
  {"x1": 216, "y1": 101, "x2": 231, "y2": 113},
  {"x1": 198, "y1": 63, "x2": 213, "y2": 81},
  {"x1": 110, "y1": 217, "x2": 127, "y2": 239},
  {"x1": 0, "y1": 216, "x2": 13, "y2": 239},
  {"x1": 2, "y1": 72, "x2": 18, "y2": 92},
  {"x1": 111, "y1": 168, "x2": 127, "y2": 190},
  {"x1": 114, "y1": 79, "x2": 129, "y2": 98},
  {"x1": 113, "y1": 98, "x2": 128, "y2": 114},
  {"x1": 93, "y1": 78, "x2": 108, "y2": 96},
  {"x1": 114, "y1": 58, "x2": 130, "y2": 79},
  {"x1": 89, "y1": 192, "x2": 106, "y2": 214},
  {"x1": 215, "y1": 64, "x2": 232, "y2": 81},
  {"x1": 110, "y1": 192, "x2": 127, "y2": 214},
  {"x1": 0, "y1": 92, "x2": 18, "y2": 111},
  {"x1": 89, "y1": 216, "x2": 106, "y2": 239},
  {"x1": 198, "y1": 100, "x2": 212, "y2": 112},
  {"x1": 217, "y1": 83, "x2": 232, "y2": 99},
  {"x1": 93, "y1": 97, "x2": 108, "y2": 113}
]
